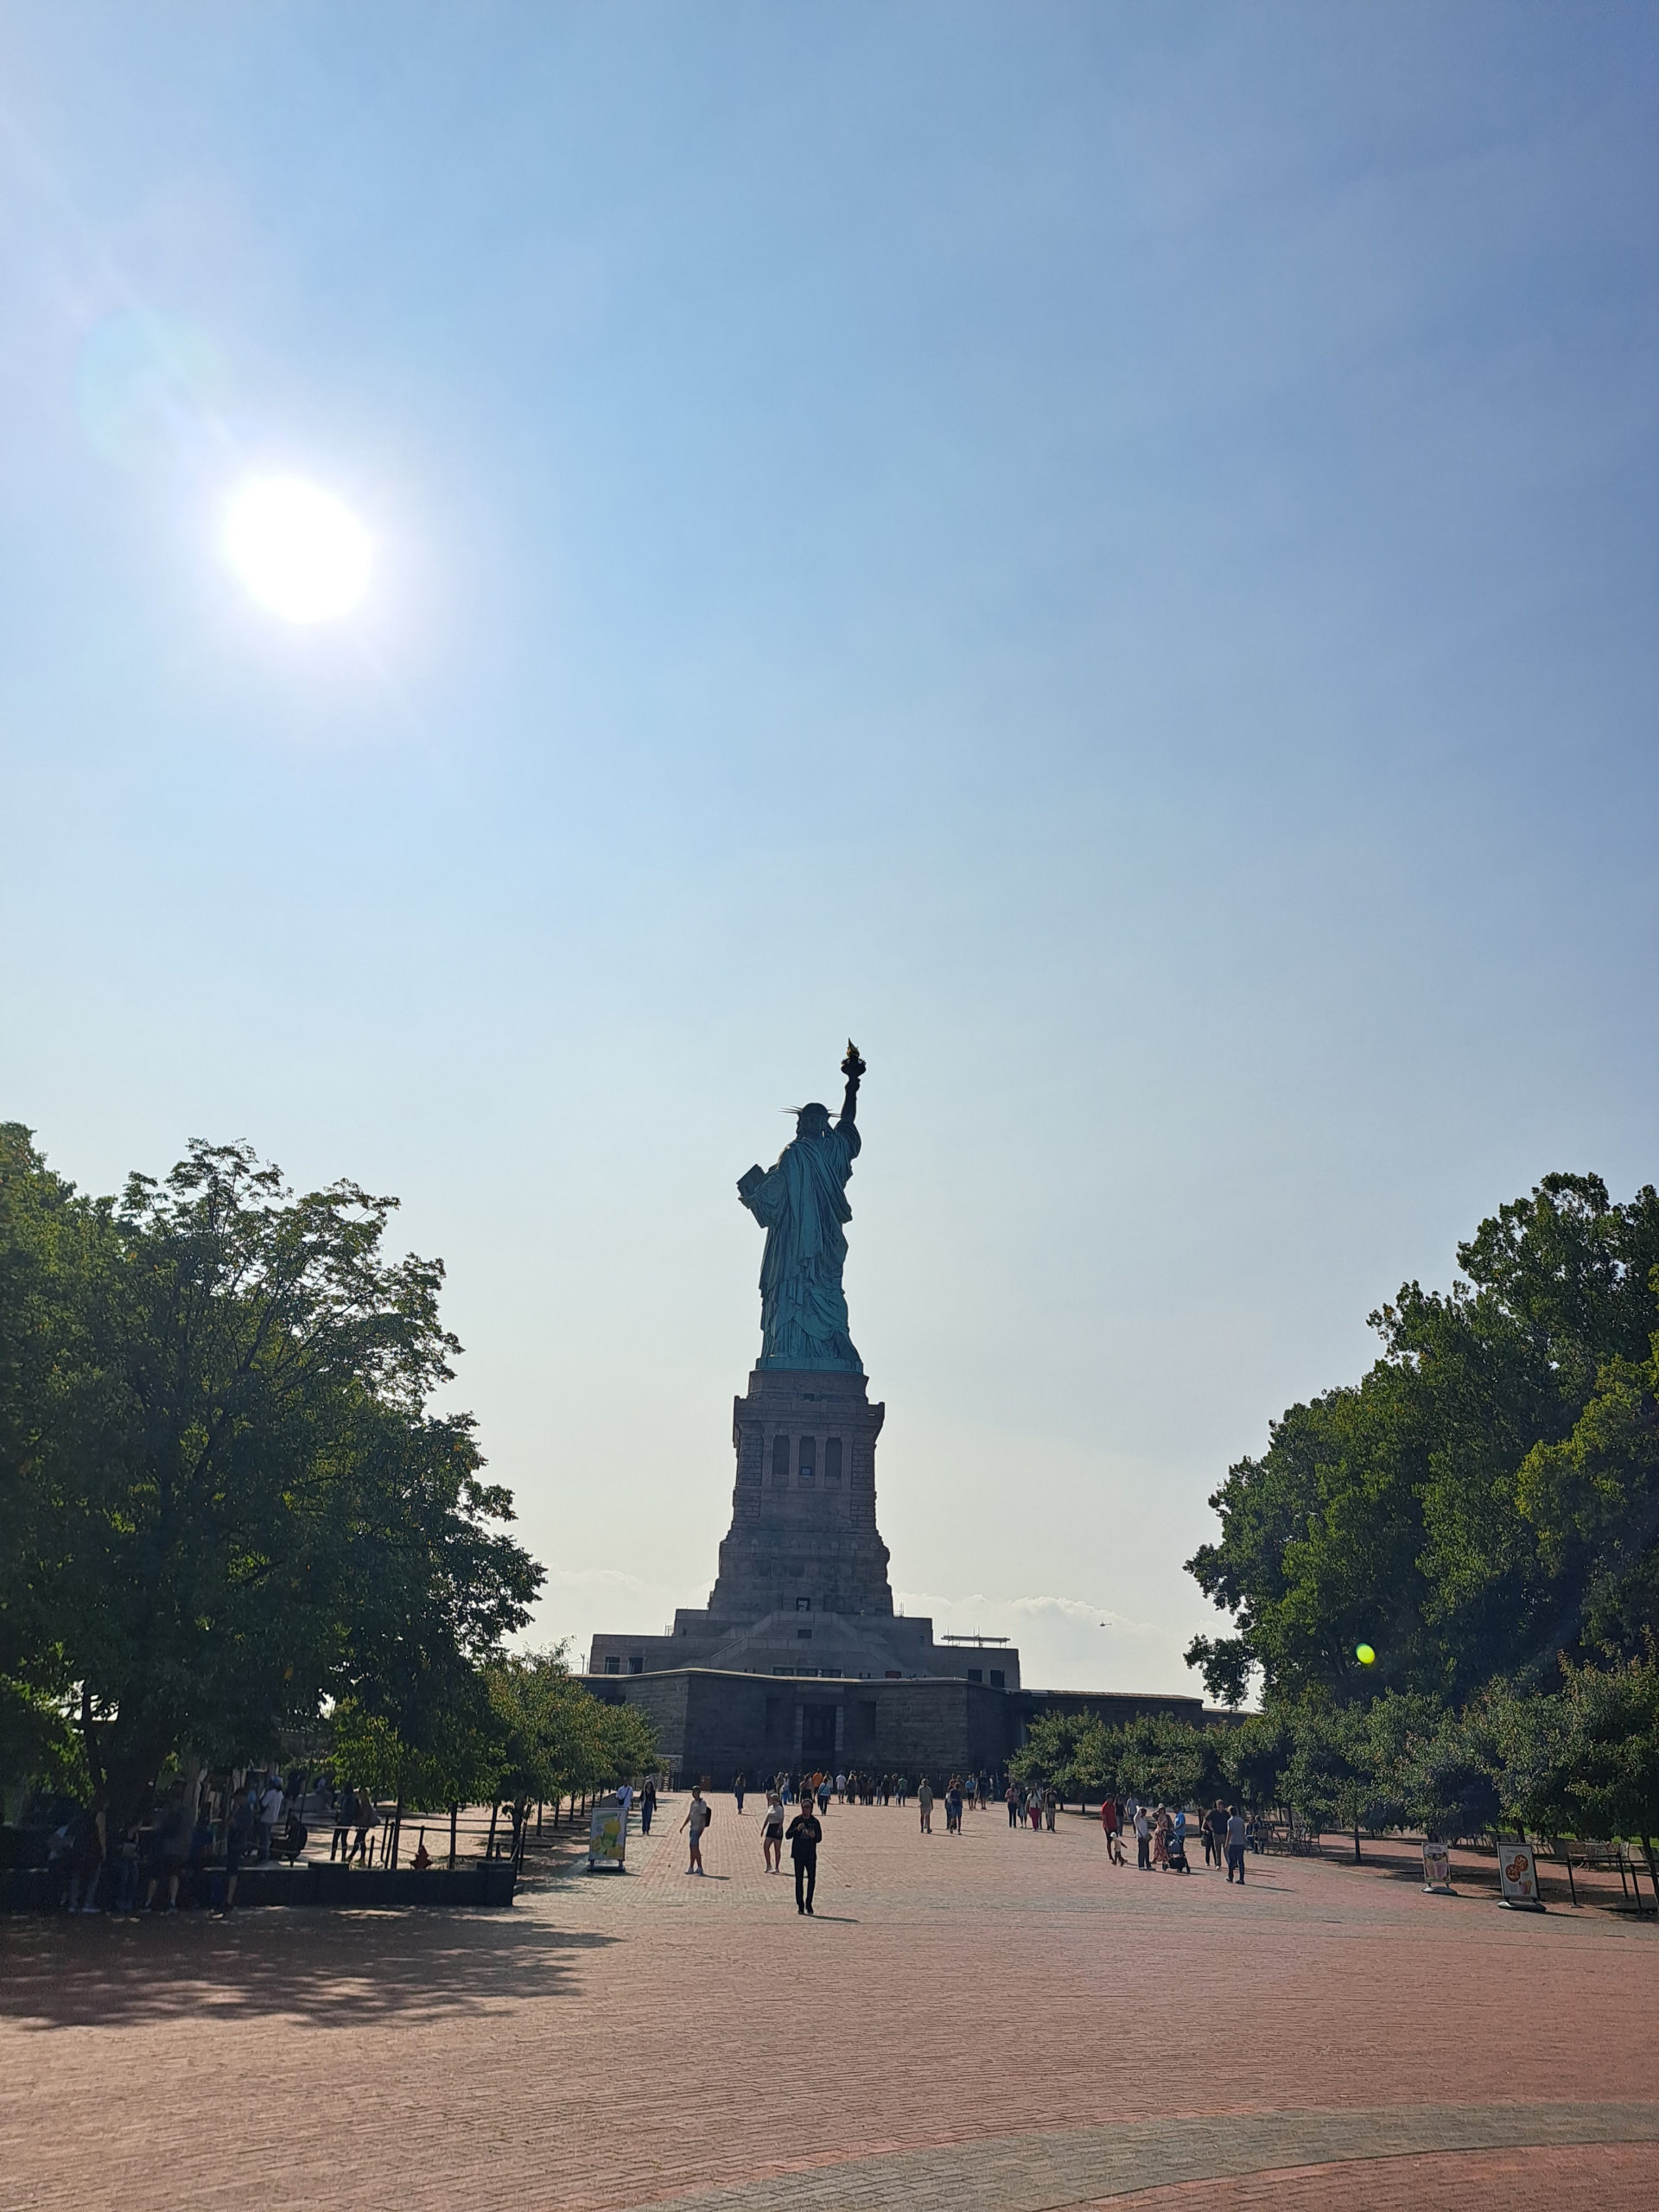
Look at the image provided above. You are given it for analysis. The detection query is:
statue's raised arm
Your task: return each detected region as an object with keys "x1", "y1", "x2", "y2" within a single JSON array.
[
  {"x1": 838, "y1": 1039, "x2": 865, "y2": 1129},
  {"x1": 736, "y1": 1046, "x2": 867, "y2": 1374}
]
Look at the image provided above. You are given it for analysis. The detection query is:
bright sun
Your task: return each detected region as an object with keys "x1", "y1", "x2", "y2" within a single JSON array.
[{"x1": 223, "y1": 476, "x2": 372, "y2": 623}]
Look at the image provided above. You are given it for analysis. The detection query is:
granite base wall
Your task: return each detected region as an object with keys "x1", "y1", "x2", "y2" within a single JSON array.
[{"x1": 587, "y1": 1669, "x2": 1207, "y2": 1789}]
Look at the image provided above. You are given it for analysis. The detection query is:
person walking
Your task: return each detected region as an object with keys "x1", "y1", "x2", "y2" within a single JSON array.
[
  {"x1": 331, "y1": 1786, "x2": 355, "y2": 1862},
  {"x1": 1100, "y1": 1795, "x2": 1123, "y2": 1866},
  {"x1": 680, "y1": 1786, "x2": 712, "y2": 1875},
  {"x1": 1134, "y1": 1802, "x2": 1152, "y2": 1870},
  {"x1": 1006, "y1": 1782, "x2": 1020, "y2": 1829},
  {"x1": 1027, "y1": 1785, "x2": 1043, "y2": 1831},
  {"x1": 143, "y1": 1794, "x2": 194, "y2": 1912},
  {"x1": 895, "y1": 1774, "x2": 908, "y2": 1808},
  {"x1": 1225, "y1": 1804, "x2": 1248, "y2": 1885},
  {"x1": 640, "y1": 1777, "x2": 657, "y2": 1835},
  {"x1": 817, "y1": 1774, "x2": 832, "y2": 1815},
  {"x1": 762, "y1": 1789, "x2": 785, "y2": 1872},
  {"x1": 1044, "y1": 1787, "x2": 1058, "y2": 1833},
  {"x1": 786, "y1": 1801, "x2": 823, "y2": 1914},
  {"x1": 346, "y1": 1792, "x2": 378, "y2": 1867},
  {"x1": 945, "y1": 1777, "x2": 963, "y2": 1834},
  {"x1": 734, "y1": 1772, "x2": 747, "y2": 1815},
  {"x1": 215, "y1": 1786, "x2": 254, "y2": 1916},
  {"x1": 917, "y1": 1777, "x2": 934, "y2": 1834},
  {"x1": 256, "y1": 1776, "x2": 283, "y2": 1863},
  {"x1": 835, "y1": 1770, "x2": 847, "y2": 1803}
]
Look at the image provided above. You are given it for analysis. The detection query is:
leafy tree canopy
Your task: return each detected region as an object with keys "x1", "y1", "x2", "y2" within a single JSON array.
[
  {"x1": 0, "y1": 1126, "x2": 543, "y2": 1827},
  {"x1": 1187, "y1": 1173, "x2": 1659, "y2": 1709}
]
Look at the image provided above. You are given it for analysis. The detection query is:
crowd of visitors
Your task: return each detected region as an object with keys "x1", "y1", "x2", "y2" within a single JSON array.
[
  {"x1": 648, "y1": 1764, "x2": 1263, "y2": 1909},
  {"x1": 1097, "y1": 1796, "x2": 1258, "y2": 1879},
  {"x1": 41, "y1": 1769, "x2": 336, "y2": 1918},
  {"x1": 726, "y1": 1768, "x2": 1002, "y2": 1816}
]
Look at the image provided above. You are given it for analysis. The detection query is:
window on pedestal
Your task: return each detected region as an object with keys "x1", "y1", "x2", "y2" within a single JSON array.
[
  {"x1": 628, "y1": 1656, "x2": 643, "y2": 1675},
  {"x1": 771, "y1": 1433, "x2": 789, "y2": 1484},
  {"x1": 796, "y1": 1596, "x2": 811, "y2": 1611},
  {"x1": 824, "y1": 1438, "x2": 842, "y2": 1483},
  {"x1": 798, "y1": 1437, "x2": 816, "y2": 1485},
  {"x1": 604, "y1": 1656, "x2": 620, "y2": 1674},
  {"x1": 990, "y1": 1669, "x2": 1005, "y2": 1688}
]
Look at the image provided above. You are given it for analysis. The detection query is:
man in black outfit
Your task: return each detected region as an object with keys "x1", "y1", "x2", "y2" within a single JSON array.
[{"x1": 786, "y1": 1804, "x2": 822, "y2": 1915}]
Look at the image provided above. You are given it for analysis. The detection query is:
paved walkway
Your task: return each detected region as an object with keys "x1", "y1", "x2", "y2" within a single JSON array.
[{"x1": 3, "y1": 1800, "x2": 1655, "y2": 2210}]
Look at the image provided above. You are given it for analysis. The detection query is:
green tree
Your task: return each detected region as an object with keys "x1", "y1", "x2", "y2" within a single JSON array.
[
  {"x1": 1554, "y1": 1651, "x2": 1659, "y2": 1887},
  {"x1": 594, "y1": 1700, "x2": 660, "y2": 1790},
  {"x1": 1184, "y1": 1633, "x2": 1254, "y2": 1710},
  {"x1": 3, "y1": 1133, "x2": 542, "y2": 1827},
  {"x1": 1187, "y1": 1175, "x2": 1659, "y2": 1709},
  {"x1": 1217, "y1": 1710, "x2": 1294, "y2": 1814},
  {"x1": 1108, "y1": 1713, "x2": 1225, "y2": 1808},
  {"x1": 1280, "y1": 1704, "x2": 1396, "y2": 1860},
  {"x1": 1009, "y1": 1710, "x2": 1111, "y2": 1802},
  {"x1": 1389, "y1": 1703, "x2": 1499, "y2": 1843}
]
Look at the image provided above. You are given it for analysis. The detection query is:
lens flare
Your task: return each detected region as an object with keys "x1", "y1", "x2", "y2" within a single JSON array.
[
  {"x1": 223, "y1": 477, "x2": 372, "y2": 623},
  {"x1": 1356, "y1": 1643, "x2": 1376, "y2": 1666}
]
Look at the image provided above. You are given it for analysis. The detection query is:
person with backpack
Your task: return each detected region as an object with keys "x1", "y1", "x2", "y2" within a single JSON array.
[{"x1": 680, "y1": 1786, "x2": 712, "y2": 1874}]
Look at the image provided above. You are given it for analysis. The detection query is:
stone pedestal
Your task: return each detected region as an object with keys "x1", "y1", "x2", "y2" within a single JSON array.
[
  {"x1": 586, "y1": 1365, "x2": 1020, "y2": 1694},
  {"x1": 707, "y1": 1368, "x2": 892, "y2": 1623}
]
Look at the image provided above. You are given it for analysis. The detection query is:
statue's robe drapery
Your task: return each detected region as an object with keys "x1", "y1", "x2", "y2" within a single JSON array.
[{"x1": 740, "y1": 1122, "x2": 862, "y2": 1372}]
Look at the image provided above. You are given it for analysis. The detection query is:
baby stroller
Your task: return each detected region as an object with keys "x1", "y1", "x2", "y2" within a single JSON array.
[{"x1": 1166, "y1": 1821, "x2": 1192, "y2": 1874}]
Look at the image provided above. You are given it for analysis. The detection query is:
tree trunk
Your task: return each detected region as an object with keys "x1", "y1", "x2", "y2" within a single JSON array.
[
  {"x1": 485, "y1": 1801, "x2": 499, "y2": 1859},
  {"x1": 1353, "y1": 1823, "x2": 1362, "y2": 1864},
  {"x1": 389, "y1": 1797, "x2": 404, "y2": 1869},
  {"x1": 448, "y1": 1802, "x2": 459, "y2": 1871},
  {"x1": 78, "y1": 1687, "x2": 108, "y2": 1816}
]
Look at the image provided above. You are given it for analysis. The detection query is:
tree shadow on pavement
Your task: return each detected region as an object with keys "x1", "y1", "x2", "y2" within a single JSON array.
[{"x1": 0, "y1": 1906, "x2": 617, "y2": 2032}]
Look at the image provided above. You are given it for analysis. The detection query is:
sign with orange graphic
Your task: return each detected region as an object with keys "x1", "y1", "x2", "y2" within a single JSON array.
[{"x1": 1497, "y1": 1840, "x2": 1542, "y2": 1910}]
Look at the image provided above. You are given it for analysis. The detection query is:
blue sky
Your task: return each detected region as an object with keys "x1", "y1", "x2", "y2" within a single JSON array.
[{"x1": 3, "y1": 3, "x2": 1655, "y2": 1691}]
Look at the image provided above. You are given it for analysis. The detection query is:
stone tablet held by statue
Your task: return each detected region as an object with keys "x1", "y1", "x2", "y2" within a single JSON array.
[{"x1": 737, "y1": 1043, "x2": 867, "y2": 1374}]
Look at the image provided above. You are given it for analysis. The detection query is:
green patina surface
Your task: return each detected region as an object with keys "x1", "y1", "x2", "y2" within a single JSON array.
[{"x1": 737, "y1": 1047, "x2": 866, "y2": 1374}]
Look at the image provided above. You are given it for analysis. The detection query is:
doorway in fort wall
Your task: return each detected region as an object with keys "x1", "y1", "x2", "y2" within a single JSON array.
[{"x1": 799, "y1": 1700, "x2": 840, "y2": 1769}]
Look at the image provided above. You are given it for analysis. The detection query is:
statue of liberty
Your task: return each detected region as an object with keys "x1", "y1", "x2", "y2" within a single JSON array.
[{"x1": 737, "y1": 1043, "x2": 867, "y2": 1372}]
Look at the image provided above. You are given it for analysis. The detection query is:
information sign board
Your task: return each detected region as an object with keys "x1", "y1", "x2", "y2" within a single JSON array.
[
  {"x1": 1497, "y1": 1840, "x2": 1543, "y2": 1910},
  {"x1": 588, "y1": 1800, "x2": 626, "y2": 1872}
]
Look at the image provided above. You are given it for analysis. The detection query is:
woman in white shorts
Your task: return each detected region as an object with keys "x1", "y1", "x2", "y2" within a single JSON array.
[{"x1": 761, "y1": 1790, "x2": 785, "y2": 1872}]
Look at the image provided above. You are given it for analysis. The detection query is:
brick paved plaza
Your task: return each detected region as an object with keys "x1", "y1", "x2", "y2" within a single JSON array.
[{"x1": 3, "y1": 1797, "x2": 1655, "y2": 2210}]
